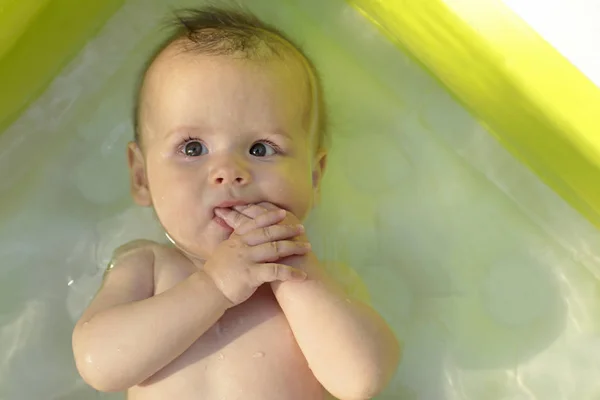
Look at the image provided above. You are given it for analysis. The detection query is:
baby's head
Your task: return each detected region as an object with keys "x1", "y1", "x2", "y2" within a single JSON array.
[{"x1": 127, "y1": 7, "x2": 328, "y2": 260}]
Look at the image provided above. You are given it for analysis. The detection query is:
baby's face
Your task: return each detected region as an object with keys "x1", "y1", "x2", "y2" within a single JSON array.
[{"x1": 129, "y1": 48, "x2": 325, "y2": 260}]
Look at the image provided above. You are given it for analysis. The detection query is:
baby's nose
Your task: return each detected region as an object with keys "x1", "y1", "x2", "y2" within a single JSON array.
[{"x1": 209, "y1": 162, "x2": 252, "y2": 187}]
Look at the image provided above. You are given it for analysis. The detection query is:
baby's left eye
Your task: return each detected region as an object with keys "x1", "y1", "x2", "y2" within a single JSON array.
[{"x1": 249, "y1": 142, "x2": 277, "y2": 157}]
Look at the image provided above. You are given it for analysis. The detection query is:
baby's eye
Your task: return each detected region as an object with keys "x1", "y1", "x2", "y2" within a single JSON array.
[
  {"x1": 183, "y1": 140, "x2": 208, "y2": 157},
  {"x1": 249, "y1": 142, "x2": 277, "y2": 157}
]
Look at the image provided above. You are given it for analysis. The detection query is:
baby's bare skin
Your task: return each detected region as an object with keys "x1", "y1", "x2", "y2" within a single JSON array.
[
  {"x1": 128, "y1": 244, "x2": 325, "y2": 400},
  {"x1": 73, "y1": 19, "x2": 401, "y2": 398},
  {"x1": 74, "y1": 208, "x2": 329, "y2": 399},
  {"x1": 74, "y1": 205, "x2": 399, "y2": 399}
]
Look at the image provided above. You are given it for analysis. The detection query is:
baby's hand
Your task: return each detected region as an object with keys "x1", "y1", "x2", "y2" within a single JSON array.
[
  {"x1": 222, "y1": 203, "x2": 313, "y2": 270},
  {"x1": 231, "y1": 203, "x2": 305, "y2": 237},
  {"x1": 204, "y1": 207, "x2": 310, "y2": 306}
]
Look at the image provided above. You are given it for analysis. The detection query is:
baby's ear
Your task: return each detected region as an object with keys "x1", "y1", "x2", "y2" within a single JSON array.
[
  {"x1": 127, "y1": 142, "x2": 152, "y2": 207},
  {"x1": 312, "y1": 150, "x2": 328, "y2": 200}
]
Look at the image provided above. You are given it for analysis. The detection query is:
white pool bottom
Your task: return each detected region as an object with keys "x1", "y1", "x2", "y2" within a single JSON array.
[{"x1": 1, "y1": 0, "x2": 600, "y2": 399}]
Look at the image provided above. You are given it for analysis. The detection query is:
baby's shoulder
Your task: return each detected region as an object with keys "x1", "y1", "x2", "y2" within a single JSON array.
[
  {"x1": 104, "y1": 239, "x2": 160, "y2": 276},
  {"x1": 106, "y1": 240, "x2": 192, "y2": 285},
  {"x1": 112, "y1": 239, "x2": 160, "y2": 258},
  {"x1": 109, "y1": 239, "x2": 181, "y2": 270},
  {"x1": 112, "y1": 239, "x2": 184, "y2": 259}
]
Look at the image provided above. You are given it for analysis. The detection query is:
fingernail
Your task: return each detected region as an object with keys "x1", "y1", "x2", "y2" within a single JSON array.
[
  {"x1": 292, "y1": 270, "x2": 307, "y2": 279},
  {"x1": 278, "y1": 209, "x2": 287, "y2": 217},
  {"x1": 296, "y1": 225, "x2": 305, "y2": 233},
  {"x1": 303, "y1": 242, "x2": 312, "y2": 249}
]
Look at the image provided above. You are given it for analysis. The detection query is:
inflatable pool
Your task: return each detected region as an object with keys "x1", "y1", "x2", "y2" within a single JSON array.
[{"x1": 1, "y1": 0, "x2": 599, "y2": 398}]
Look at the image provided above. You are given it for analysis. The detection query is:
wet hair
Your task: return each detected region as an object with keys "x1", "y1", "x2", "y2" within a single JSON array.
[{"x1": 133, "y1": 5, "x2": 328, "y2": 150}]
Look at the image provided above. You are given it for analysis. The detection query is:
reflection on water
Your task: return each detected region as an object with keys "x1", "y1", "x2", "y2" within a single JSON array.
[{"x1": 1, "y1": 0, "x2": 600, "y2": 399}]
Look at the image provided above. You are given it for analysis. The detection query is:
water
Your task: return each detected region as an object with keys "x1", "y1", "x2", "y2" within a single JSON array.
[{"x1": 1, "y1": 0, "x2": 600, "y2": 399}]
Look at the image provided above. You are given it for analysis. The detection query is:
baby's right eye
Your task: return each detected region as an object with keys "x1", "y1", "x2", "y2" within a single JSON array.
[{"x1": 182, "y1": 140, "x2": 208, "y2": 157}]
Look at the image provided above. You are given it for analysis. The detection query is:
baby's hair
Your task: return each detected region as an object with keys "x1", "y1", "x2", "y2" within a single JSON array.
[{"x1": 133, "y1": 5, "x2": 328, "y2": 150}]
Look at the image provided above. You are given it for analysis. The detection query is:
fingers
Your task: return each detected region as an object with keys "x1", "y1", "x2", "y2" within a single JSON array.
[
  {"x1": 256, "y1": 202, "x2": 280, "y2": 211},
  {"x1": 233, "y1": 202, "x2": 282, "y2": 219},
  {"x1": 215, "y1": 207, "x2": 251, "y2": 230},
  {"x1": 239, "y1": 209, "x2": 287, "y2": 235},
  {"x1": 242, "y1": 224, "x2": 305, "y2": 246},
  {"x1": 233, "y1": 203, "x2": 269, "y2": 219},
  {"x1": 216, "y1": 208, "x2": 286, "y2": 235},
  {"x1": 249, "y1": 240, "x2": 311, "y2": 262},
  {"x1": 252, "y1": 263, "x2": 307, "y2": 283}
]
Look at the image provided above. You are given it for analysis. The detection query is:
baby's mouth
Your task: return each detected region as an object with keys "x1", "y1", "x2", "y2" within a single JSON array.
[
  {"x1": 215, "y1": 200, "x2": 249, "y2": 209},
  {"x1": 211, "y1": 201, "x2": 249, "y2": 223},
  {"x1": 212, "y1": 207, "x2": 235, "y2": 230}
]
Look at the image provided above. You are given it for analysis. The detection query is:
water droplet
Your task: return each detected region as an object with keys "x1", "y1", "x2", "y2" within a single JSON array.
[
  {"x1": 67, "y1": 279, "x2": 74, "y2": 286},
  {"x1": 165, "y1": 232, "x2": 176, "y2": 245},
  {"x1": 253, "y1": 352, "x2": 265, "y2": 359}
]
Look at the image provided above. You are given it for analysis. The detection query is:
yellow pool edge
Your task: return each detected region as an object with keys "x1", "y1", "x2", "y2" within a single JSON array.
[
  {"x1": 2, "y1": 0, "x2": 600, "y2": 228},
  {"x1": 0, "y1": 0, "x2": 126, "y2": 134},
  {"x1": 349, "y1": 0, "x2": 600, "y2": 228},
  {"x1": 0, "y1": 0, "x2": 52, "y2": 61}
]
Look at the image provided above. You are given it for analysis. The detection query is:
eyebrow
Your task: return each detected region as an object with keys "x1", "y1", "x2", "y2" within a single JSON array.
[
  {"x1": 165, "y1": 126, "x2": 206, "y2": 139},
  {"x1": 267, "y1": 129, "x2": 293, "y2": 140},
  {"x1": 166, "y1": 126, "x2": 294, "y2": 140}
]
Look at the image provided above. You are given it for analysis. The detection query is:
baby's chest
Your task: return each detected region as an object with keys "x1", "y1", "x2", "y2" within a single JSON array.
[
  {"x1": 152, "y1": 253, "x2": 297, "y2": 359},
  {"x1": 138, "y1": 290, "x2": 320, "y2": 399},
  {"x1": 187, "y1": 288, "x2": 305, "y2": 384},
  {"x1": 205, "y1": 285, "x2": 289, "y2": 345},
  {"x1": 137, "y1": 248, "x2": 320, "y2": 398}
]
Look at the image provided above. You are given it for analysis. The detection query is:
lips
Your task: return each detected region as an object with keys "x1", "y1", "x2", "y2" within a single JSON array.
[
  {"x1": 212, "y1": 200, "x2": 249, "y2": 217},
  {"x1": 213, "y1": 213, "x2": 233, "y2": 230},
  {"x1": 214, "y1": 200, "x2": 249, "y2": 209},
  {"x1": 211, "y1": 200, "x2": 249, "y2": 231}
]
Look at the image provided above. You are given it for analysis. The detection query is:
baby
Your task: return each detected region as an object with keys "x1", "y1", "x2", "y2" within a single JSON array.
[{"x1": 72, "y1": 6, "x2": 400, "y2": 400}]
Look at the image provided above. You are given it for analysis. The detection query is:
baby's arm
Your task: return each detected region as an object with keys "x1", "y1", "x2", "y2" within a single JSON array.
[
  {"x1": 272, "y1": 255, "x2": 401, "y2": 400},
  {"x1": 217, "y1": 204, "x2": 400, "y2": 400},
  {"x1": 72, "y1": 241, "x2": 230, "y2": 392},
  {"x1": 73, "y1": 209, "x2": 309, "y2": 393}
]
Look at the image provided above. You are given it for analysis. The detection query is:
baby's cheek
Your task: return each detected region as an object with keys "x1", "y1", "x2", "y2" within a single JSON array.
[
  {"x1": 150, "y1": 167, "x2": 197, "y2": 204},
  {"x1": 266, "y1": 174, "x2": 313, "y2": 220},
  {"x1": 151, "y1": 181, "x2": 200, "y2": 230}
]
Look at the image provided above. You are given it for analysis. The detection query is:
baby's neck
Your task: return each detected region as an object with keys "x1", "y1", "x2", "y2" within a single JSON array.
[{"x1": 164, "y1": 231, "x2": 206, "y2": 268}]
